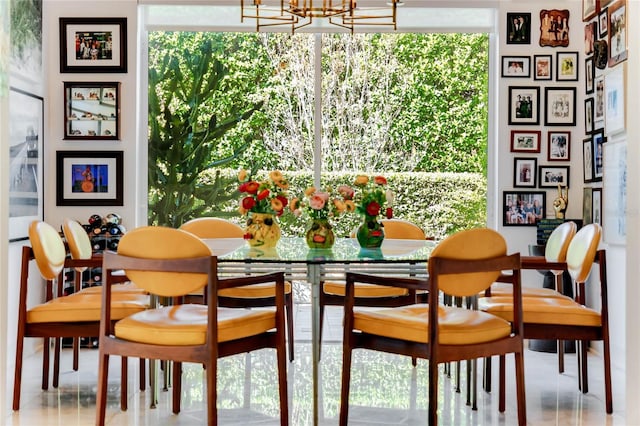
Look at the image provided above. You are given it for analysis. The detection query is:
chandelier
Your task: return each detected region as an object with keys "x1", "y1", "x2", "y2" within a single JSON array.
[{"x1": 240, "y1": 0, "x2": 402, "y2": 33}]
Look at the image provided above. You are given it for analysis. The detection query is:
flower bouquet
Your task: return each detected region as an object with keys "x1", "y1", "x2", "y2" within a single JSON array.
[
  {"x1": 353, "y1": 174, "x2": 394, "y2": 248},
  {"x1": 237, "y1": 170, "x2": 289, "y2": 248},
  {"x1": 290, "y1": 185, "x2": 355, "y2": 249}
]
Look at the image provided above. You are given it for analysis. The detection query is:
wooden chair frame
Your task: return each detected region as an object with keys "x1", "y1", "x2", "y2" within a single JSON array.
[{"x1": 339, "y1": 253, "x2": 526, "y2": 426}]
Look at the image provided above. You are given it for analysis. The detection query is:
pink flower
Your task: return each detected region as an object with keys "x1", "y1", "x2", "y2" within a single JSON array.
[
  {"x1": 309, "y1": 195, "x2": 326, "y2": 210},
  {"x1": 337, "y1": 185, "x2": 355, "y2": 200}
]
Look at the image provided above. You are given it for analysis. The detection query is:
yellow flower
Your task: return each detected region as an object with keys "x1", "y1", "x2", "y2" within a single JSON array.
[
  {"x1": 344, "y1": 200, "x2": 356, "y2": 212},
  {"x1": 238, "y1": 206, "x2": 248, "y2": 215},
  {"x1": 334, "y1": 199, "x2": 346, "y2": 212},
  {"x1": 271, "y1": 198, "x2": 284, "y2": 212},
  {"x1": 289, "y1": 197, "x2": 300, "y2": 212},
  {"x1": 238, "y1": 169, "x2": 248, "y2": 182},
  {"x1": 304, "y1": 187, "x2": 316, "y2": 196},
  {"x1": 355, "y1": 175, "x2": 369, "y2": 186},
  {"x1": 270, "y1": 170, "x2": 283, "y2": 182}
]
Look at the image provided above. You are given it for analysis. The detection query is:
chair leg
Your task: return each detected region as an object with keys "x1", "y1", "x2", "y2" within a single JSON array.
[
  {"x1": 285, "y1": 293, "x2": 295, "y2": 362},
  {"x1": 318, "y1": 292, "x2": 325, "y2": 361},
  {"x1": 498, "y1": 355, "x2": 506, "y2": 413},
  {"x1": 580, "y1": 340, "x2": 589, "y2": 394},
  {"x1": 95, "y1": 352, "x2": 110, "y2": 426},
  {"x1": 53, "y1": 337, "x2": 61, "y2": 388},
  {"x1": 339, "y1": 343, "x2": 353, "y2": 426},
  {"x1": 13, "y1": 334, "x2": 25, "y2": 410},
  {"x1": 277, "y1": 325, "x2": 289, "y2": 425},
  {"x1": 172, "y1": 361, "x2": 182, "y2": 414},
  {"x1": 428, "y1": 359, "x2": 439, "y2": 426},
  {"x1": 514, "y1": 351, "x2": 527, "y2": 425},
  {"x1": 483, "y1": 356, "x2": 492, "y2": 392},
  {"x1": 603, "y1": 331, "x2": 613, "y2": 413},
  {"x1": 206, "y1": 358, "x2": 217, "y2": 425},
  {"x1": 139, "y1": 358, "x2": 146, "y2": 391},
  {"x1": 121, "y1": 357, "x2": 128, "y2": 411},
  {"x1": 42, "y1": 337, "x2": 50, "y2": 390},
  {"x1": 558, "y1": 339, "x2": 565, "y2": 373},
  {"x1": 72, "y1": 338, "x2": 80, "y2": 371}
]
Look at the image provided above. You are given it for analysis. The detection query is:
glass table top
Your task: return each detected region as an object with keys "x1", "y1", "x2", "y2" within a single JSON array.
[{"x1": 204, "y1": 237, "x2": 436, "y2": 264}]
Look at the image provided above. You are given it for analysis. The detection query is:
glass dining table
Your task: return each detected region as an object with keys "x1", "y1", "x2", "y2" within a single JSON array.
[{"x1": 203, "y1": 236, "x2": 436, "y2": 425}]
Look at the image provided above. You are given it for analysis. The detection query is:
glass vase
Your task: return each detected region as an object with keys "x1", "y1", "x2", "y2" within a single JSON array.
[
  {"x1": 244, "y1": 212, "x2": 281, "y2": 248},
  {"x1": 305, "y1": 218, "x2": 336, "y2": 249},
  {"x1": 356, "y1": 216, "x2": 385, "y2": 248}
]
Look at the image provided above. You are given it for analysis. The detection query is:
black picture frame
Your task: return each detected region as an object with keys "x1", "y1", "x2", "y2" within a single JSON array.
[
  {"x1": 64, "y1": 82, "x2": 120, "y2": 140},
  {"x1": 59, "y1": 17, "x2": 127, "y2": 73},
  {"x1": 503, "y1": 191, "x2": 546, "y2": 226},
  {"x1": 544, "y1": 87, "x2": 577, "y2": 126},
  {"x1": 598, "y1": 8, "x2": 609, "y2": 38},
  {"x1": 513, "y1": 157, "x2": 537, "y2": 188},
  {"x1": 585, "y1": 56, "x2": 595, "y2": 94},
  {"x1": 583, "y1": 187, "x2": 593, "y2": 224},
  {"x1": 9, "y1": 88, "x2": 44, "y2": 242},
  {"x1": 508, "y1": 86, "x2": 540, "y2": 125},
  {"x1": 501, "y1": 56, "x2": 531, "y2": 78},
  {"x1": 533, "y1": 54, "x2": 552, "y2": 80},
  {"x1": 592, "y1": 187, "x2": 603, "y2": 225},
  {"x1": 506, "y1": 13, "x2": 531, "y2": 44},
  {"x1": 556, "y1": 51, "x2": 579, "y2": 81},
  {"x1": 538, "y1": 165, "x2": 570, "y2": 188},
  {"x1": 585, "y1": 98, "x2": 594, "y2": 134},
  {"x1": 547, "y1": 131, "x2": 571, "y2": 161},
  {"x1": 592, "y1": 129, "x2": 605, "y2": 181},
  {"x1": 583, "y1": 138, "x2": 595, "y2": 183},
  {"x1": 56, "y1": 151, "x2": 123, "y2": 206}
]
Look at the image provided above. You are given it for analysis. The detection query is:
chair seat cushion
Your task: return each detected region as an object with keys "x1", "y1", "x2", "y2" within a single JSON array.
[
  {"x1": 27, "y1": 293, "x2": 148, "y2": 323},
  {"x1": 478, "y1": 296, "x2": 601, "y2": 326},
  {"x1": 488, "y1": 282, "x2": 571, "y2": 299},
  {"x1": 79, "y1": 282, "x2": 147, "y2": 294},
  {"x1": 115, "y1": 305, "x2": 276, "y2": 345},
  {"x1": 323, "y1": 281, "x2": 408, "y2": 298},
  {"x1": 218, "y1": 281, "x2": 292, "y2": 299},
  {"x1": 353, "y1": 304, "x2": 512, "y2": 345}
]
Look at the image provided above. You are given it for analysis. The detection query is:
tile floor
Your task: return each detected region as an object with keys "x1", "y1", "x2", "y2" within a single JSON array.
[{"x1": 6, "y1": 305, "x2": 627, "y2": 425}]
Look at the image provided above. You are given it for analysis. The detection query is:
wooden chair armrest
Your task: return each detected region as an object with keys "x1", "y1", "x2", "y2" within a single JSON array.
[
  {"x1": 520, "y1": 255, "x2": 567, "y2": 271},
  {"x1": 345, "y1": 272, "x2": 428, "y2": 291}
]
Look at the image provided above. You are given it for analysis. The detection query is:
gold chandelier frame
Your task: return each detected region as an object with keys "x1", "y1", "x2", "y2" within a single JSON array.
[{"x1": 240, "y1": 0, "x2": 402, "y2": 33}]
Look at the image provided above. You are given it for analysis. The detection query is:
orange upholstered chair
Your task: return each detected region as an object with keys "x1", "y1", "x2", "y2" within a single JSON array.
[
  {"x1": 95, "y1": 226, "x2": 289, "y2": 425},
  {"x1": 339, "y1": 228, "x2": 527, "y2": 425},
  {"x1": 180, "y1": 217, "x2": 295, "y2": 361}
]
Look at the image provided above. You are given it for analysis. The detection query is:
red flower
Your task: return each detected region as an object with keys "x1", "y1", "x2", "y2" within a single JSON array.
[
  {"x1": 276, "y1": 195, "x2": 288, "y2": 209},
  {"x1": 366, "y1": 201, "x2": 381, "y2": 216},
  {"x1": 245, "y1": 181, "x2": 259, "y2": 194},
  {"x1": 374, "y1": 176, "x2": 387, "y2": 185},
  {"x1": 238, "y1": 182, "x2": 248, "y2": 193},
  {"x1": 243, "y1": 233, "x2": 252, "y2": 240},
  {"x1": 386, "y1": 207, "x2": 393, "y2": 219},
  {"x1": 257, "y1": 189, "x2": 270, "y2": 200},
  {"x1": 242, "y1": 196, "x2": 256, "y2": 210}
]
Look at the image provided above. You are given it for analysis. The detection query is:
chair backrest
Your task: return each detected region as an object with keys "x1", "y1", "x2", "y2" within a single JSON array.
[
  {"x1": 566, "y1": 223, "x2": 601, "y2": 284},
  {"x1": 62, "y1": 218, "x2": 93, "y2": 261},
  {"x1": 180, "y1": 217, "x2": 244, "y2": 239},
  {"x1": 116, "y1": 226, "x2": 211, "y2": 297},
  {"x1": 381, "y1": 219, "x2": 427, "y2": 240},
  {"x1": 28, "y1": 221, "x2": 66, "y2": 280},
  {"x1": 544, "y1": 221, "x2": 577, "y2": 263},
  {"x1": 429, "y1": 228, "x2": 507, "y2": 297}
]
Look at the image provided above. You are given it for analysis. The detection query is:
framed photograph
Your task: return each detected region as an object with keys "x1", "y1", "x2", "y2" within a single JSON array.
[
  {"x1": 556, "y1": 51, "x2": 579, "y2": 81},
  {"x1": 538, "y1": 165, "x2": 570, "y2": 188},
  {"x1": 583, "y1": 138, "x2": 594, "y2": 183},
  {"x1": 585, "y1": 98, "x2": 594, "y2": 134},
  {"x1": 544, "y1": 87, "x2": 576, "y2": 126},
  {"x1": 605, "y1": 63, "x2": 626, "y2": 135},
  {"x1": 508, "y1": 86, "x2": 540, "y2": 125},
  {"x1": 503, "y1": 191, "x2": 545, "y2": 226},
  {"x1": 533, "y1": 55, "x2": 552, "y2": 80},
  {"x1": 583, "y1": 187, "x2": 593, "y2": 225},
  {"x1": 513, "y1": 157, "x2": 537, "y2": 188},
  {"x1": 64, "y1": 82, "x2": 120, "y2": 140},
  {"x1": 501, "y1": 56, "x2": 531, "y2": 78},
  {"x1": 594, "y1": 74, "x2": 605, "y2": 125},
  {"x1": 608, "y1": 0, "x2": 627, "y2": 67},
  {"x1": 507, "y1": 13, "x2": 531, "y2": 44},
  {"x1": 585, "y1": 56, "x2": 595, "y2": 94},
  {"x1": 594, "y1": 39, "x2": 609, "y2": 69},
  {"x1": 603, "y1": 141, "x2": 626, "y2": 245},
  {"x1": 510, "y1": 130, "x2": 541, "y2": 153},
  {"x1": 598, "y1": 8, "x2": 609, "y2": 38},
  {"x1": 584, "y1": 22, "x2": 596, "y2": 55},
  {"x1": 539, "y1": 9, "x2": 570, "y2": 48},
  {"x1": 583, "y1": 0, "x2": 599, "y2": 21},
  {"x1": 548, "y1": 131, "x2": 571, "y2": 161},
  {"x1": 56, "y1": 151, "x2": 123, "y2": 206},
  {"x1": 592, "y1": 188, "x2": 602, "y2": 226},
  {"x1": 59, "y1": 17, "x2": 127, "y2": 73},
  {"x1": 593, "y1": 129, "x2": 605, "y2": 181},
  {"x1": 9, "y1": 88, "x2": 44, "y2": 242}
]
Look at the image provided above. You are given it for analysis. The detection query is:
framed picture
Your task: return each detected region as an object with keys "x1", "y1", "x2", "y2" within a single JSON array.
[
  {"x1": 533, "y1": 55, "x2": 552, "y2": 80},
  {"x1": 592, "y1": 188, "x2": 602, "y2": 226},
  {"x1": 585, "y1": 56, "x2": 595, "y2": 94},
  {"x1": 56, "y1": 151, "x2": 123, "y2": 206},
  {"x1": 506, "y1": 13, "x2": 531, "y2": 44},
  {"x1": 583, "y1": 0, "x2": 599, "y2": 21},
  {"x1": 544, "y1": 87, "x2": 576, "y2": 126},
  {"x1": 582, "y1": 187, "x2": 593, "y2": 225},
  {"x1": 501, "y1": 56, "x2": 531, "y2": 78},
  {"x1": 585, "y1": 98, "x2": 594, "y2": 134},
  {"x1": 539, "y1": 9, "x2": 570, "y2": 48},
  {"x1": 593, "y1": 129, "x2": 605, "y2": 181},
  {"x1": 538, "y1": 165, "x2": 570, "y2": 188},
  {"x1": 59, "y1": 17, "x2": 127, "y2": 73},
  {"x1": 584, "y1": 22, "x2": 596, "y2": 55},
  {"x1": 548, "y1": 131, "x2": 571, "y2": 161},
  {"x1": 508, "y1": 86, "x2": 540, "y2": 125},
  {"x1": 608, "y1": 0, "x2": 627, "y2": 67},
  {"x1": 583, "y1": 138, "x2": 594, "y2": 183},
  {"x1": 556, "y1": 51, "x2": 579, "y2": 81},
  {"x1": 605, "y1": 63, "x2": 626, "y2": 135},
  {"x1": 510, "y1": 130, "x2": 541, "y2": 153},
  {"x1": 503, "y1": 191, "x2": 545, "y2": 226},
  {"x1": 9, "y1": 88, "x2": 44, "y2": 242},
  {"x1": 594, "y1": 39, "x2": 608, "y2": 69},
  {"x1": 513, "y1": 157, "x2": 537, "y2": 188},
  {"x1": 64, "y1": 82, "x2": 120, "y2": 140},
  {"x1": 594, "y1": 74, "x2": 605, "y2": 125},
  {"x1": 598, "y1": 8, "x2": 609, "y2": 38}
]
